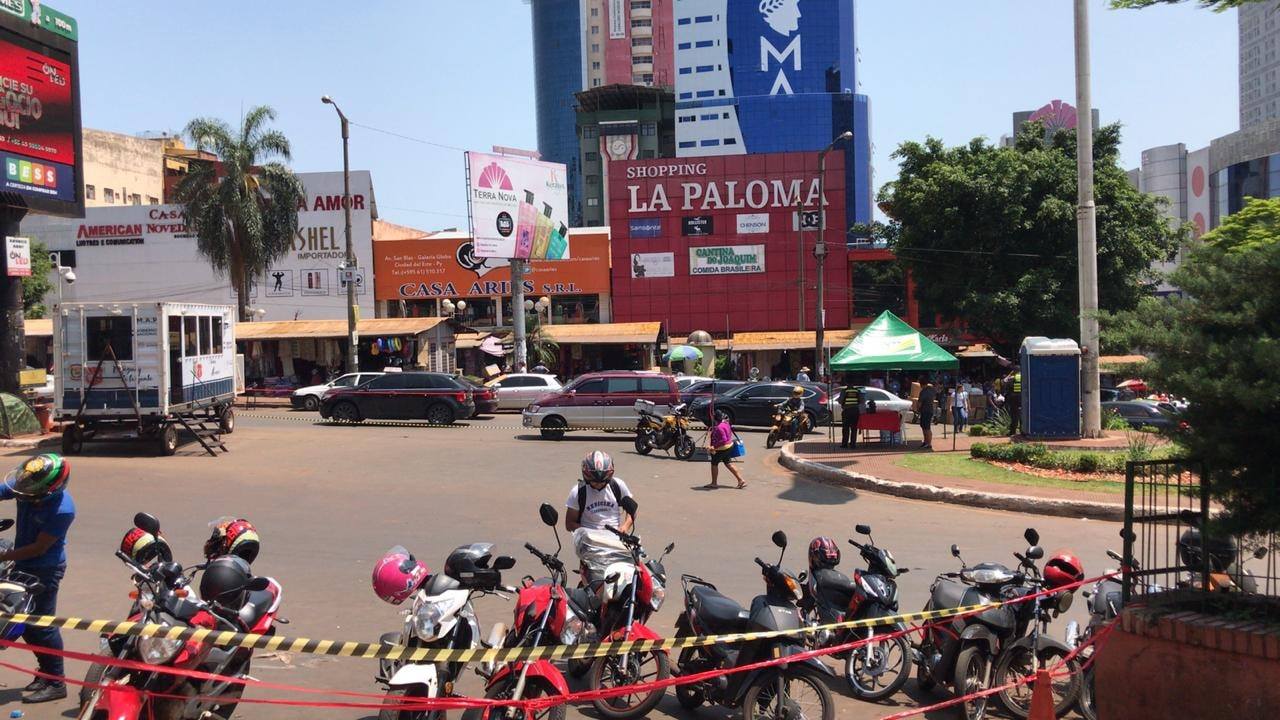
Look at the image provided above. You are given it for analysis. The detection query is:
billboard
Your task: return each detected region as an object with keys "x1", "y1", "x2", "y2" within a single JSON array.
[
  {"x1": 630, "y1": 252, "x2": 673, "y2": 279},
  {"x1": 0, "y1": 3, "x2": 81, "y2": 217},
  {"x1": 689, "y1": 245, "x2": 765, "y2": 275},
  {"x1": 465, "y1": 151, "x2": 569, "y2": 259}
]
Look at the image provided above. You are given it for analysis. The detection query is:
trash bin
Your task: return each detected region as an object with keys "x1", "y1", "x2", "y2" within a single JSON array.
[{"x1": 1020, "y1": 337, "x2": 1081, "y2": 440}]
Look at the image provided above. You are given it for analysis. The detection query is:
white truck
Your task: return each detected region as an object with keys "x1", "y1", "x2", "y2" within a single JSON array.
[{"x1": 54, "y1": 302, "x2": 238, "y2": 456}]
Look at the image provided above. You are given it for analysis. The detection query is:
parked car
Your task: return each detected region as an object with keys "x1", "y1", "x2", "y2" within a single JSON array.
[
  {"x1": 1101, "y1": 400, "x2": 1180, "y2": 430},
  {"x1": 1099, "y1": 387, "x2": 1137, "y2": 403},
  {"x1": 674, "y1": 375, "x2": 714, "y2": 391},
  {"x1": 679, "y1": 379, "x2": 746, "y2": 405},
  {"x1": 291, "y1": 371, "x2": 384, "y2": 411},
  {"x1": 522, "y1": 371, "x2": 678, "y2": 439},
  {"x1": 829, "y1": 386, "x2": 913, "y2": 425},
  {"x1": 319, "y1": 372, "x2": 474, "y2": 425},
  {"x1": 485, "y1": 373, "x2": 563, "y2": 411},
  {"x1": 687, "y1": 381, "x2": 832, "y2": 429},
  {"x1": 458, "y1": 377, "x2": 499, "y2": 416}
]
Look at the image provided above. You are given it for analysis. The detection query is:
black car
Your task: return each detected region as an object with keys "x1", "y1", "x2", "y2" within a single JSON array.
[
  {"x1": 1101, "y1": 400, "x2": 1179, "y2": 430},
  {"x1": 319, "y1": 372, "x2": 475, "y2": 425},
  {"x1": 679, "y1": 379, "x2": 747, "y2": 405},
  {"x1": 688, "y1": 381, "x2": 832, "y2": 429},
  {"x1": 458, "y1": 377, "x2": 499, "y2": 416}
]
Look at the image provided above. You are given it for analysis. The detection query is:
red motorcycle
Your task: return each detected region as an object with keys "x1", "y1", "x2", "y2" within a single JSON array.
[
  {"x1": 78, "y1": 513, "x2": 280, "y2": 720},
  {"x1": 463, "y1": 504, "x2": 580, "y2": 720}
]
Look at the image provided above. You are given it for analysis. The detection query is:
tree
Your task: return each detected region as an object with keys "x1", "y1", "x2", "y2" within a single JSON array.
[
  {"x1": 1110, "y1": 0, "x2": 1263, "y2": 10},
  {"x1": 174, "y1": 106, "x2": 304, "y2": 321},
  {"x1": 526, "y1": 314, "x2": 559, "y2": 370},
  {"x1": 1106, "y1": 198, "x2": 1280, "y2": 535},
  {"x1": 873, "y1": 122, "x2": 1182, "y2": 354},
  {"x1": 22, "y1": 240, "x2": 53, "y2": 319}
]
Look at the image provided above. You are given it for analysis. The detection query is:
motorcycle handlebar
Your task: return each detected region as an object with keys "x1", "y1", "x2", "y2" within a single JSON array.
[
  {"x1": 848, "y1": 539, "x2": 865, "y2": 549},
  {"x1": 605, "y1": 525, "x2": 641, "y2": 546},
  {"x1": 754, "y1": 557, "x2": 768, "y2": 569}
]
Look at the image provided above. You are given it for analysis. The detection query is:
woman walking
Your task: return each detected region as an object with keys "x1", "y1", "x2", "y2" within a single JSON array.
[
  {"x1": 952, "y1": 383, "x2": 969, "y2": 434},
  {"x1": 704, "y1": 410, "x2": 747, "y2": 489}
]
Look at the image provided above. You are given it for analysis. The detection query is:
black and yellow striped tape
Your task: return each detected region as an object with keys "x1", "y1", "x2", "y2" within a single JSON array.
[{"x1": 0, "y1": 601, "x2": 994, "y2": 663}]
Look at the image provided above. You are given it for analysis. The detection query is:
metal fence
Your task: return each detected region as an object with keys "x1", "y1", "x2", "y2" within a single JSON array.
[{"x1": 1122, "y1": 459, "x2": 1279, "y2": 604}]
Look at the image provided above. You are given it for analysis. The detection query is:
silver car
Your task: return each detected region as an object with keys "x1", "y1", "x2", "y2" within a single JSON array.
[
  {"x1": 486, "y1": 373, "x2": 563, "y2": 411},
  {"x1": 830, "y1": 386, "x2": 913, "y2": 425}
]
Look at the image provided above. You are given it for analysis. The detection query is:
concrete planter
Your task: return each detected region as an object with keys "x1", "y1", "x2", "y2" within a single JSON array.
[{"x1": 1096, "y1": 605, "x2": 1280, "y2": 719}]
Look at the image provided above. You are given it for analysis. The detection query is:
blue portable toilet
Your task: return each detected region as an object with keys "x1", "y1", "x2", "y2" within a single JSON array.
[{"x1": 1020, "y1": 337, "x2": 1081, "y2": 440}]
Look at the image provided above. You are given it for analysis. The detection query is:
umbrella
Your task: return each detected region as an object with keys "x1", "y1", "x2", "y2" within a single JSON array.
[
  {"x1": 1117, "y1": 379, "x2": 1148, "y2": 393},
  {"x1": 663, "y1": 345, "x2": 704, "y2": 362}
]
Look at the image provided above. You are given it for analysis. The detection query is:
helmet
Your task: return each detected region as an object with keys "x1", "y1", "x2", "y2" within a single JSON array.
[
  {"x1": 581, "y1": 451, "x2": 615, "y2": 485},
  {"x1": 204, "y1": 517, "x2": 261, "y2": 564},
  {"x1": 791, "y1": 386, "x2": 805, "y2": 396},
  {"x1": 120, "y1": 527, "x2": 171, "y2": 566},
  {"x1": 443, "y1": 543, "x2": 502, "y2": 589},
  {"x1": 199, "y1": 555, "x2": 253, "y2": 608},
  {"x1": 1043, "y1": 552, "x2": 1085, "y2": 589},
  {"x1": 372, "y1": 546, "x2": 429, "y2": 605},
  {"x1": 5, "y1": 454, "x2": 69, "y2": 500},
  {"x1": 808, "y1": 537, "x2": 841, "y2": 570}
]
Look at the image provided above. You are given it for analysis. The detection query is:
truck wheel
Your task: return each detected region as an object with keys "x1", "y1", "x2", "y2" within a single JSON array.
[
  {"x1": 219, "y1": 406, "x2": 236, "y2": 434},
  {"x1": 61, "y1": 426, "x2": 83, "y2": 455},
  {"x1": 158, "y1": 423, "x2": 178, "y2": 456}
]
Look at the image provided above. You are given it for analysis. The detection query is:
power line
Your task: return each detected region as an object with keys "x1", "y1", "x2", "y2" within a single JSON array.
[
  {"x1": 382, "y1": 206, "x2": 469, "y2": 219},
  {"x1": 348, "y1": 121, "x2": 468, "y2": 154}
]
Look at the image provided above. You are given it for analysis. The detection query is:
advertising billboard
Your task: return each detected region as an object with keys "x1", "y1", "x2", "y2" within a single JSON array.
[
  {"x1": 689, "y1": 245, "x2": 764, "y2": 275},
  {"x1": 0, "y1": 4, "x2": 80, "y2": 218},
  {"x1": 630, "y1": 252, "x2": 673, "y2": 279},
  {"x1": 465, "y1": 151, "x2": 569, "y2": 260}
]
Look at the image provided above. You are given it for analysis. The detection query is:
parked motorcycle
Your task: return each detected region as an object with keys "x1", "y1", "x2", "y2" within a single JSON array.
[
  {"x1": 1176, "y1": 513, "x2": 1269, "y2": 593},
  {"x1": 0, "y1": 518, "x2": 42, "y2": 654},
  {"x1": 462, "y1": 504, "x2": 583, "y2": 720},
  {"x1": 376, "y1": 543, "x2": 517, "y2": 720},
  {"x1": 802, "y1": 525, "x2": 911, "y2": 701},
  {"x1": 766, "y1": 404, "x2": 811, "y2": 449},
  {"x1": 79, "y1": 512, "x2": 277, "y2": 720},
  {"x1": 634, "y1": 400, "x2": 696, "y2": 460},
  {"x1": 673, "y1": 530, "x2": 835, "y2": 720}
]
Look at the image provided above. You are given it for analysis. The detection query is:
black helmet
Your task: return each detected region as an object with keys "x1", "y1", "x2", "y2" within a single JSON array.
[
  {"x1": 443, "y1": 543, "x2": 501, "y2": 589},
  {"x1": 200, "y1": 556, "x2": 252, "y2": 608}
]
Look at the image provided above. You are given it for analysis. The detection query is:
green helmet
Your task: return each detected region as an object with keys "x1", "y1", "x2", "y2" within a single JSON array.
[{"x1": 6, "y1": 453, "x2": 70, "y2": 500}]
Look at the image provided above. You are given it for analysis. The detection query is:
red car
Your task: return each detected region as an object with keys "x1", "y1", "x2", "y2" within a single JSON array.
[{"x1": 521, "y1": 371, "x2": 678, "y2": 439}]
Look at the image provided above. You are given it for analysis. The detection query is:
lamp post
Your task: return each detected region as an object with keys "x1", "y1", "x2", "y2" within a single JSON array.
[
  {"x1": 321, "y1": 95, "x2": 359, "y2": 374},
  {"x1": 54, "y1": 265, "x2": 74, "y2": 308},
  {"x1": 814, "y1": 131, "x2": 853, "y2": 382}
]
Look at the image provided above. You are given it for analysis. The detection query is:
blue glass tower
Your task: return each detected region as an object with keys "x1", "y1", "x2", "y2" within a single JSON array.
[{"x1": 530, "y1": 0, "x2": 585, "y2": 225}]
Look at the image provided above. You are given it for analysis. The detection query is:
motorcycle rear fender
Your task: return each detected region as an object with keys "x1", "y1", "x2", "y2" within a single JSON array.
[
  {"x1": 1007, "y1": 633, "x2": 1073, "y2": 655},
  {"x1": 488, "y1": 660, "x2": 570, "y2": 697},
  {"x1": 96, "y1": 681, "x2": 144, "y2": 720},
  {"x1": 610, "y1": 621, "x2": 663, "y2": 643},
  {"x1": 960, "y1": 624, "x2": 999, "y2": 654},
  {"x1": 732, "y1": 644, "x2": 833, "y2": 703},
  {"x1": 389, "y1": 662, "x2": 440, "y2": 690}
]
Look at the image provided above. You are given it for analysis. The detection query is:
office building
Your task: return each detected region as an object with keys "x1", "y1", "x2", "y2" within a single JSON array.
[{"x1": 1239, "y1": 2, "x2": 1280, "y2": 129}]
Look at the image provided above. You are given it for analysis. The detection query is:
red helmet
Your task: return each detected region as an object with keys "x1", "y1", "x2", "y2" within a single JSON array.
[
  {"x1": 120, "y1": 527, "x2": 171, "y2": 566},
  {"x1": 581, "y1": 451, "x2": 615, "y2": 485},
  {"x1": 1044, "y1": 551, "x2": 1085, "y2": 589},
  {"x1": 808, "y1": 537, "x2": 841, "y2": 570},
  {"x1": 204, "y1": 517, "x2": 261, "y2": 564}
]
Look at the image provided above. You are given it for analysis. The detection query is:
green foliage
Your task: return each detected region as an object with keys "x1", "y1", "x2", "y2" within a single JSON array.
[
  {"x1": 970, "y1": 442, "x2": 1129, "y2": 474},
  {"x1": 1106, "y1": 197, "x2": 1280, "y2": 534},
  {"x1": 1103, "y1": 409, "x2": 1131, "y2": 431},
  {"x1": 1111, "y1": 0, "x2": 1259, "y2": 10},
  {"x1": 174, "y1": 105, "x2": 304, "y2": 321},
  {"x1": 873, "y1": 123, "x2": 1182, "y2": 354},
  {"x1": 22, "y1": 239, "x2": 53, "y2": 319},
  {"x1": 526, "y1": 315, "x2": 559, "y2": 370},
  {"x1": 971, "y1": 407, "x2": 1013, "y2": 437},
  {"x1": 713, "y1": 354, "x2": 735, "y2": 380},
  {"x1": 1126, "y1": 431, "x2": 1157, "y2": 462}
]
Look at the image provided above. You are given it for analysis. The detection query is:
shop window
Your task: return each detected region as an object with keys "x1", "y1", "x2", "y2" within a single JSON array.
[
  {"x1": 86, "y1": 316, "x2": 134, "y2": 362},
  {"x1": 199, "y1": 316, "x2": 212, "y2": 355}
]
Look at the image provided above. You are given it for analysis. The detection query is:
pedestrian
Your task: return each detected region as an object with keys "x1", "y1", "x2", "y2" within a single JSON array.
[
  {"x1": 917, "y1": 380, "x2": 937, "y2": 450},
  {"x1": 1004, "y1": 369, "x2": 1022, "y2": 436},
  {"x1": 0, "y1": 454, "x2": 76, "y2": 703},
  {"x1": 795, "y1": 366, "x2": 811, "y2": 382},
  {"x1": 952, "y1": 383, "x2": 969, "y2": 434},
  {"x1": 840, "y1": 375, "x2": 862, "y2": 449},
  {"x1": 704, "y1": 410, "x2": 747, "y2": 489}
]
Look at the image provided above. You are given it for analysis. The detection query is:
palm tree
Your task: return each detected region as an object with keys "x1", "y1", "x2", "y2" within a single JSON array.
[
  {"x1": 526, "y1": 314, "x2": 559, "y2": 370},
  {"x1": 174, "y1": 106, "x2": 305, "y2": 321}
]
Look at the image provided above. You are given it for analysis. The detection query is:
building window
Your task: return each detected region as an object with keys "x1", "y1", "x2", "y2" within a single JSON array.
[
  {"x1": 86, "y1": 184, "x2": 95, "y2": 200},
  {"x1": 678, "y1": 140, "x2": 696, "y2": 149},
  {"x1": 585, "y1": 174, "x2": 600, "y2": 185},
  {"x1": 147, "y1": 196, "x2": 159, "y2": 205},
  {"x1": 585, "y1": 151, "x2": 600, "y2": 162},
  {"x1": 696, "y1": 39, "x2": 714, "y2": 48},
  {"x1": 631, "y1": 18, "x2": 651, "y2": 28},
  {"x1": 591, "y1": 25, "x2": 599, "y2": 35},
  {"x1": 632, "y1": 37, "x2": 652, "y2": 47},
  {"x1": 592, "y1": 77, "x2": 601, "y2": 87},
  {"x1": 641, "y1": 149, "x2": 656, "y2": 158},
  {"x1": 103, "y1": 188, "x2": 115, "y2": 203},
  {"x1": 130, "y1": 194, "x2": 141, "y2": 205},
  {"x1": 582, "y1": 126, "x2": 599, "y2": 138},
  {"x1": 700, "y1": 139, "x2": 720, "y2": 147},
  {"x1": 592, "y1": 61, "x2": 601, "y2": 70},
  {"x1": 640, "y1": 123, "x2": 657, "y2": 136},
  {"x1": 631, "y1": 0, "x2": 651, "y2": 8},
  {"x1": 632, "y1": 55, "x2": 652, "y2": 65},
  {"x1": 640, "y1": 73, "x2": 654, "y2": 83},
  {"x1": 724, "y1": 138, "x2": 737, "y2": 145},
  {"x1": 586, "y1": 197, "x2": 600, "y2": 206},
  {"x1": 591, "y1": 6, "x2": 598, "y2": 15}
]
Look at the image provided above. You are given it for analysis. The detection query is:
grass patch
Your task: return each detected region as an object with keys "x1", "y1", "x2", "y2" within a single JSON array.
[
  {"x1": 899, "y1": 452, "x2": 1128, "y2": 494},
  {"x1": 969, "y1": 440, "x2": 1178, "y2": 473}
]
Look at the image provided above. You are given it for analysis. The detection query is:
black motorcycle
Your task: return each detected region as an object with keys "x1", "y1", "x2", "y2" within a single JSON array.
[
  {"x1": 802, "y1": 524, "x2": 911, "y2": 701},
  {"x1": 634, "y1": 401, "x2": 697, "y2": 460},
  {"x1": 673, "y1": 531, "x2": 835, "y2": 720}
]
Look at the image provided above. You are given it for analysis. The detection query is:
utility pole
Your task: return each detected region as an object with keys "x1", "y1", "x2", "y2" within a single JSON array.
[
  {"x1": 796, "y1": 201, "x2": 805, "y2": 331},
  {"x1": 512, "y1": 259, "x2": 528, "y2": 371},
  {"x1": 322, "y1": 96, "x2": 359, "y2": 374},
  {"x1": 1074, "y1": 0, "x2": 1101, "y2": 437},
  {"x1": 814, "y1": 132, "x2": 853, "y2": 381},
  {"x1": 0, "y1": 208, "x2": 25, "y2": 396}
]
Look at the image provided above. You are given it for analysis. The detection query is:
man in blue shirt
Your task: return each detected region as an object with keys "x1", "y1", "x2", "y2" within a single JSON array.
[{"x1": 0, "y1": 453, "x2": 75, "y2": 703}]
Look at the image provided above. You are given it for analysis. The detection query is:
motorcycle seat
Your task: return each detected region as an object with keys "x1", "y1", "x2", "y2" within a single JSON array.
[
  {"x1": 238, "y1": 588, "x2": 276, "y2": 629},
  {"x1": 812, "y1": 568, "x2": 855, "y2": 612},
  {"x1": 930, "y1": 578, "x2": 978, "y2": 610},
  {"x1": 691, "y1": 585, "x2": 749, "y2": 631}
]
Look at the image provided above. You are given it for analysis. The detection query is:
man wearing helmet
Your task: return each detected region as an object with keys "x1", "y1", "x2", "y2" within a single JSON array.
[
  {"x1": 565, "y1": 450, "x2": 634, "y2": 533},
  {"x1": 777, "y1": 385, "x2": 806, "y2": 437},
  {"x1": 0, "y1": 454, "x2": 76, "y2": 703}
]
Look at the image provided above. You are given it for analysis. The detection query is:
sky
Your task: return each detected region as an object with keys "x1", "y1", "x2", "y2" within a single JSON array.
[{"x1": 59, "y1": 0, "x2": 1237, "y2": 229}]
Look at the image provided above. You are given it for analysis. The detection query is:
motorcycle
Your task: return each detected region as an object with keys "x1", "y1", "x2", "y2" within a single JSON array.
[
  {"x1": 766, "y1": 403, "x2": 811, "y2": 449},
  {"x1": 673, "y1": 530, "x2": 835, "y2": 720},
  {"x1": 462, "y1": 504, "x2": 583, "y2": 720},
  {"x1": 576, "y1": 498, "x2": 674, "y2": 719},
  {"x1": 914, "y1": 528, "x2": 1078, "y2": 720},
  {"x1": 633, "y1": 400, "x2": 696, "y2": 460},
  {"x1": 1176, "y1": 512, "x2": 1269, "y2": 593},
  {"x1": 802, "y1": 524, "x2": 911, "y2": 701},
  {"x1": 376, "y1": 544, "x2": 517, "y2": 720},
  {"x1": 79, "y1": 512, "x2": 277, "y2": 720},
  {"x1": 0, "y1": 518, "x2": 42, "y2": 653}
]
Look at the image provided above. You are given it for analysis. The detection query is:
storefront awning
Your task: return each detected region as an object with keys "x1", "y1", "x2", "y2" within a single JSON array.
[
  {"x1": 541, "y1": 322, "x2": 662, "y2": 345},
  {"x1": 23, "y1": 318, "x2": 52, "y2": 338},
  {"x1": 237, "y1": 317, "x2": 451, "y2": 341},
  {"x1": 717, "y1": 328, "x2": 863, "y2": 352},
  {"x1": 957, "y1": 343, "x2": 999, "y2": 358},
  {"x1": 1100, "y1": 354, "x2": 1147, "y2": 368},
  {"x1": 455, "y1": 332, "x2": 490, "y2": 350}
]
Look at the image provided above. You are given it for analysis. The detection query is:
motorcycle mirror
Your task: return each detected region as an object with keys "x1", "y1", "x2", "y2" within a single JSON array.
[
  {"x1": 1255, "y1": 547, "x2": 1269, "y2": 560},
  {"x1": 771, "y1": 530, "x2": 787, "y2": 549},
  {"x1": 1023, "y1": 528, "x2": 1040, "y2": 547},
  {"x1": 950, "y1": 544, "x2": 961, "y2": 558},
  {"x1": 494, "y1": 555, "x2": 516, "y2": 571},
  {"x1": 665, "y1": 542, "x2": 676, "y2": 555},
  {"x1": 244, "y1": 577, "x2": 270, "y2": 593},
  {"x1": 620, "y1": 496, "x2": 639, "y2": 516},
  {"x1": 0, "y1": 519, "x2": 12, "y2": 532},
  {"x1": 1027, "y1": 546, "x2": 1045, "y2": 561},
  {"x1": 133, "y1": 512, "x2": 161, "y2": 536},
  {"x1": 855, "y1": 524, "x2": 871, "y2": 536},
  {"x1": 538, "y1": 503, "x2": 558, "y2": 527},
  {"x1": 1106, "y1": 549, "x2": 1123, "y2": 563},
  {"x1": 798, "y1": 571, "x2": 808, "y2": 583}
]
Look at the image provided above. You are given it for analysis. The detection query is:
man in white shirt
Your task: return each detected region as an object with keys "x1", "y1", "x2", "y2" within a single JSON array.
[{"x1": 565, "y1": 450, "x2": 634, "y2": 533}]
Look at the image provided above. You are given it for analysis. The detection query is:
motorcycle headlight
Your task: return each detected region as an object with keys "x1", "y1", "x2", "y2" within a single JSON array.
[
  {"x1": 560, "y1": 612, "x2": 585, "y2": 645},
  {"x1": 414, "y1": 599, "x2": 450, "y2": 640},
  {"x1": 138, "y1": 634, "x2": 184, "y2": 665},
  {"x1": 649, "y1": 579, "x2": 666, "y2": 611},
  {"x1": 883, "y1": 550, "x2": 899, "y2": 576}
]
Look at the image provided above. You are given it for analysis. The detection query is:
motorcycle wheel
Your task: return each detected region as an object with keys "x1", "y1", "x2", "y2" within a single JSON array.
[
  {"x1": 844, "y1": 633, "x2": 911, "y2": 701},
  {"x1": 587, "y1": 650, "x2": 669, "y2": 719},
  {"x1": 674, "y1": 625, "x2": 708, "y2": 709},
  {"x1": 1078, "y1": 664, "x2": 1097, "y2": 720},
  {"x1": 953, "y1": 646, "x2": 991, "y2": 720},
  {"x1": 992, "y1": 645, "x2": 1081, "y2": 719},
  {"x1": 78, "y1": 661, "x2": 107, "y2": 717},
  {"x1": 675, "y1": 435, "x2": 696, "y2": 460},
  {"x1": 742, "y1": 666, "x2": 834, "y2": 720},
  {"x1": 458, "y1": 678, "x2": 566, "y2": 720},
  {"x1": 380, "y1": 685, "x2": 444, "y2": 720},
  {"x1": 633, "y1": 431, "x2": 653, "y2": 455},
  {"x1": 766, "y1": 430, "x2": 778, "y2": 449}
]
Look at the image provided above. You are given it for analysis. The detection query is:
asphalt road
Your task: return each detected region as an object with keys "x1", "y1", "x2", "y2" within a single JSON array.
[{"x1": 0, "y1": 411, "x2": 1117, "y2": 719}]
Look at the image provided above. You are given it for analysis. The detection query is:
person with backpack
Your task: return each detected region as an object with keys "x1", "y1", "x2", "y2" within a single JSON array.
[{"x1": 565, "y1": 451, "x2": 634, "y2": 533}]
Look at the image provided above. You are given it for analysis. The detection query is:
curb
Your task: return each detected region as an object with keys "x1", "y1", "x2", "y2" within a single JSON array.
[
  {"x1": 779, "y1": 443, "x2": 1126, "y2": 521},
  {"x1": 0, "y1": 435, "x2": 59, "y2": 450}
]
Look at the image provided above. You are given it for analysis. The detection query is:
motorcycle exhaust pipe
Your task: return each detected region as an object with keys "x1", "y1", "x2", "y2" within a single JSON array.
[{"x1": 481, "y1": 622, "x2": 508, "y2": 677}]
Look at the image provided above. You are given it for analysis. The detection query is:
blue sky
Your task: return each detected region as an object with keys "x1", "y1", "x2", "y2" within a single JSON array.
[{"x1": 62, "y1": 0, "x2": 1235, "y2": 228}]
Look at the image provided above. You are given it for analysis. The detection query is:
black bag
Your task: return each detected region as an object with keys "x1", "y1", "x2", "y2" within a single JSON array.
[{"x1": 577, "y1": 479, "x2": 623, "y2": 518}]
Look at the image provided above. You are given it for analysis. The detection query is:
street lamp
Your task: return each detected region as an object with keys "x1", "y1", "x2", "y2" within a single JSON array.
[
  {"x1": 814, "y1": 131, "x2": 853, "y2": 382},
  {"x1": 321, "y1": 95, "x2": 359, "y2": 374},
  {"x1": 54, "y1": 265, "x2": 74, "y2": 308}
]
